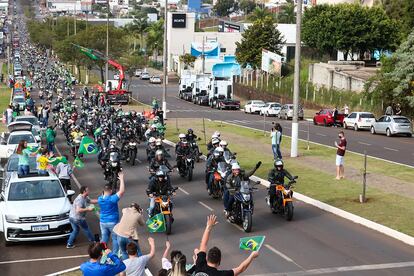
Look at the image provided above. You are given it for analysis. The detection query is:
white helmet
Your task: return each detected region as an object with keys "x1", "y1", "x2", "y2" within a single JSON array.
[
  {"x1": 156, "y1": 139, "x2": 162, "y2": 146},
  {"x1": 231, "y1": 163, "x2": 241, "y2": 170},
  {"x1": 211, "y1": 134, "x2": 218, "y2": 139},
  {"x1": 216, "y1": 146, "x2": 224, "y2": 153},
  {"x1": 150, "y1": 124, "x2": 157, "y2": 129},
  {"x1": 149, "y1": 137, "x2": 156, "y2": 143},
  {"x1": 212, "y1": 138, "x2": 220, "y2": 145},
  {"x1": 214, "y1": 131, "x2": 221, "y2": 137},
  {"x1": 179, "y1": 133, "x2": 186, "y2": 139},
  {"x1": 155, "y1": 150, "x2": 164, "y2": 156},
  {"x1": 110, "y1": 139, "x2": 116, "y2": 145},
  {"x1": 219, "y1": 140, "x2": 228, "y2": 147}
]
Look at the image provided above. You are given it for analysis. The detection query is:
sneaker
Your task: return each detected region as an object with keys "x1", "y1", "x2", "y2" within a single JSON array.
[
  {"x1": 207, "y1": 189, "x2": 211, "y2": 195},
  {"x1": 66, "y1": 244, "x2": 75, "y2": 249}
]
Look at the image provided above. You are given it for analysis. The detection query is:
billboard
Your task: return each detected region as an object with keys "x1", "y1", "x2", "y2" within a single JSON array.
[
  {"x1": 172, "y1": 13, "x2": 186, "y2": 28},
  {"x1": 191, "y1": 42, "x2": 219, "y2": 58},
  {"x1": 261, "y1": 49, "x2": 284, "y2": 75},
  {"x1": 218, "y1": 20, "x2": 242, "y2": 33}
]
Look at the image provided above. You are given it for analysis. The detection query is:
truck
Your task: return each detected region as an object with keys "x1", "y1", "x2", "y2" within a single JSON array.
[
  {"x1": 208, "y1": 76, "x2": 240, "y2": 110},
  {"x1": 191, "y1": 74, "x2": 210, "y2": 106},
  {"x1": 178, "y1": 72, "x2": 195, "y2": 101}
]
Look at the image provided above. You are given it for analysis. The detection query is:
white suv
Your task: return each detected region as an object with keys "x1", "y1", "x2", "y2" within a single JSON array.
[{"x1": 0, "y1": 172, "x2": 74, "y2": 245}]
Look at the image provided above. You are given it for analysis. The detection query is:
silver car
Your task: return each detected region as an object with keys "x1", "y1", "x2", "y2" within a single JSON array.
[
  {"x1": 278, "y1": 104, "x2": 304, "y2": 120},
  {"x1": 371, "y1": 115, "x2": 412, "y2": 137}
]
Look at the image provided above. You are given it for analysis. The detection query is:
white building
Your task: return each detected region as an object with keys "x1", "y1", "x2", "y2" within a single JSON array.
[
  {"x1": 46, "y1": 0, "x2": 92, "y2": 13},
  {"x1": 313, "y1": 0, "x2": 374, "y2": 6}
]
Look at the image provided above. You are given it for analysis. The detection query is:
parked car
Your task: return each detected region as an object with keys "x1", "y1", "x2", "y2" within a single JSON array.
[
  {"x1": 259, "y1": 102, "x2": 281, "y2": 117},
  {"x1": 134, "y1": 69, "x2": 142, "y2": 77},
  {"x1": 149, "y1": 76, "x2": 162, "y2": 84},
  {"x1": 370, "y1": 115, "x2": 412, "y2": 137},
  {"x1": 14, "y1": 116, "x2": 42, "y2": 134},
  {"x1": 244, "y1": 100, "x2": 266, "y2": 114},
  {"x1": 4, "y1": 153, "x2": 38, "y2": 179},
  {"x1": 343, "y1": 112, "x2": 375, "y2": 131},
  {"x1": 313, "y1": 109, "x2": 345, "y2": 127},
  {"x1": 141, "y1": 72, "x2": 150, "y2": 80},
  {"x1": 113, "y1": 74, "x2": 120, "y2": 80},
  {"x1": 12, "y1": 95, "x2": 26, "y2": 111},
  {"x1": 0, "y1": 122, "x2": 40, "y2": 159},
  {"x1": 279, "y1": 104, "x2": 304, "y2": 120},
  {"x1": 0, "y1": 172, "x2": 74, "y2": 245}
]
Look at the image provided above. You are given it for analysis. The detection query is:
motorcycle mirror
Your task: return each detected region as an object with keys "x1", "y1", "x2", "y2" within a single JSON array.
[
  {"x1": 293, "y1": 176, "x2": 298, "y2": 180},
  {"x1": 197, "y1": 137, "x2": 201, "y2": 141}
]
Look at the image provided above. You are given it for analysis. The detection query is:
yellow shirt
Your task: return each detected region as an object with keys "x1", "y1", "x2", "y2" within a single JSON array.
[{"x1": 37, "y1": 155, "x2": 49, "y2": 170}]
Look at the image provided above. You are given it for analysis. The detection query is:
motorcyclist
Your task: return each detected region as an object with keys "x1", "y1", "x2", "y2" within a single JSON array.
[
  {"x1": 205, "y1": 147, "x2": 225, "y2": 194},
  {"x1": 186, "y1": 128, "x2": 197, "y2": 142},
  {"x1": 175, "y1": 133, "x2": 187, "y2": 151},
  {"x1": 145, "y1": 124, "x2": 159, "y2": 140},
  {"x1": 70, "y1": 125, "x2": 84, "y2": 142},
  {"x1": 224, "y1": 161, "x2": 262, "y2": 218},
  {"x1": 207, "y1": 138, "x2": 220, "y2": 157},
  {"x1": 147, "y1": 169, "x2": 175, "y2": 217},
  {"x1": 267, "y1": 160, "x2": 295, "y2": 207},
  {"x1": 146, "y1": 137, "x2": 157, "y2": 162},
  {"x1": 206, "y1": 132, "x2": 221, "y2": 152},
  {"x1": 149, "y1": 150, "x2": 173, "y2": 177},
  {"x1": 120, "y1": 125, "x2": 134, "y2": 156},
  {"x1": 175, "y1": 140, "x2": 192, "y2": 175}
]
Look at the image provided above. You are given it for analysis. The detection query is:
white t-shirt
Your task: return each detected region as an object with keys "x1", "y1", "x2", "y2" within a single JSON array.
[
  {"x1": 124, "y1": 255, "x2": 151, "y2": 276},
  {"x1": 162, "y1": 257, "x2": 172, "y2": 270}
]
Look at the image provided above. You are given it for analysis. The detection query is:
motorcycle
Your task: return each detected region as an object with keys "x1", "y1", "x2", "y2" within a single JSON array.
[
  {"x1": 228, "y1": 180, "x2": 258, "y2": 232},
  {"x1": 224, "y1": 151, "x2": 237, "y2": 166},
  {"x1": 266, "y1": 176, "x2": 298, "y2": 221},
  {"x1": 189, "y1": 141, "x2": 201, "y2": 162},
  {"x1": 70, "y1": 137, "x2": 83, "y2": 158},
  {"x1": 126, "y1": 139, "x2": 138, "y2": 166},
  {"x1": 178, "y1": 153, "x2": 195, "y2": 181},
  {"x1": 148, "y1": 187, "x2": 178, "y2": 235},
  {"x1": 210, "y1": 162, "x2": 228, "y2": 199},
  {"x1": 105, "y1": 151, "x2": 122, "y2": 192}
]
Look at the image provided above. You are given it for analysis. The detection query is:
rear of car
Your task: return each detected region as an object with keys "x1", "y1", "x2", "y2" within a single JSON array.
[
  {"x1": 279, "y1": 104, "x2": 304, "y2": 120},
  {"x1": 390, "y1": 116, "x2": 412, "y2": 137}
]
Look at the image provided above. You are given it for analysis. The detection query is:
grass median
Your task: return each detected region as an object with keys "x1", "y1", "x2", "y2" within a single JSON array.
[
  {"x1": 0, "y1": 84, "x2": 11, "y2": 133},
  {"x1": 164, "y1": 118, "x2": 414, "y2": 236}
]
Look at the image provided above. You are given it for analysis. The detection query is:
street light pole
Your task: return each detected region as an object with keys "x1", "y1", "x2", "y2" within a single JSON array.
[
  {"x1": 162, "y1": 0, "x2": 168, "y2": 119},
  {"x1": 105, "y1": 1, "x2": 109, "y2": 83},
  {"x1": 290, "y1": 0, "x2": 302, "y2": 158}
]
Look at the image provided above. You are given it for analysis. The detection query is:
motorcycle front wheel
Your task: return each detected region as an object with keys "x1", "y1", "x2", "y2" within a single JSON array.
[
  {"x1": 130, "y1": 150, "x2": 136, "y2": 166},
  {"x1": 165, "y1": 214, "x2": 172, "y2": 235},
  {"x1": 243, "y1": 212, "x2": 252, "y2": 233},
  {"x1": 187, "y1": 166, "x2": 193, "y2": 182},
  {"x1": 285, "y1": 202, "x2": 294, "y2": 221}
]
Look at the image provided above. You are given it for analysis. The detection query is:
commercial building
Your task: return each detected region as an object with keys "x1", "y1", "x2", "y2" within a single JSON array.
[
  {"x1": 313, "y1": 0, "x2": 374, "y2": 6},
  {"x1": 46, "y1": 0, "x2": 92, "y2": 13}
]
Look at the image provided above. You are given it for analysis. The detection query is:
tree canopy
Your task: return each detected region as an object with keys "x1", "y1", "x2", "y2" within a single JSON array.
[{"x1": 213, "y1": 0, "x2": 238, "y2": 17}]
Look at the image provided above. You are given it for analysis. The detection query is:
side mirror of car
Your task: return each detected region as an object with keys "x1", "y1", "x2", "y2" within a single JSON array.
[{"x1": 66, "y1": 190, "x2": 75, "y2": 197}]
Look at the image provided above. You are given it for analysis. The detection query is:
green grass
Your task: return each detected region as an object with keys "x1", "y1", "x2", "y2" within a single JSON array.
[
  {"x1": 203, "y1": 26, "x2": 219, "y2": 32},
  {"x1": 0, "y1": 86, "x2": 11, "y2": 132},
  {"x1": 165, "y1": 118, "x2": 414, "y2": 236}
]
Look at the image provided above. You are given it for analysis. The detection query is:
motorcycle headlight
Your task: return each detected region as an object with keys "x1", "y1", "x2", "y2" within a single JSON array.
[
  {"x1": 111, "y1": 162, "x2": 118, "y2": 167},
  {"x1": 161, "y1": 201, "x2": 169, "y2": 207},
  {"x1": 130, "y1": 142, "x2": 136, "y2": 146},
  {"x1": 242, "y1": 194, "x2": 251, "y2": 201},
  {"x1": 141, "y1": 124, "x2": 146, "y2": 128},
  {"x1": 5, "y1": 214, "x2": 20, "y2": 223},
  {"x1": 187, "y1": 158, "x2": 192, "y2": 162}
]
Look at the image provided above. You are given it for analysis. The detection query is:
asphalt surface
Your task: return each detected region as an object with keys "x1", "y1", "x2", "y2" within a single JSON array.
[{"x1": 127, "y1": 78, "x2": 414, "y2": 167}]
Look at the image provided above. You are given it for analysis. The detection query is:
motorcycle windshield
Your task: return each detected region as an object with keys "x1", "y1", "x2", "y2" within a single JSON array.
[
  {"x1": 224, "y1": 151, "x2": 231, "y2": 162},
  {"x1": 217, "y1": 162, "x2": 227, "y2": 174},
  {"x1": 109, "y1": 152, "x2": 119, "y2": 161},
  {"x1": 159, "y1": 165, "x2": 170, "y2": 174},
  {"x1": 240, "y1": 181, "x2": 250, "y2": 193}
]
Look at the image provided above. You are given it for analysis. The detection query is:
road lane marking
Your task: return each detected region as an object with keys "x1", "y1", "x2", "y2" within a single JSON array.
[
  {"x1": 264, "y1": 244, "x2": 303, "y2": 269},
  {"x1": 358, "y1": 142, "x2": 371, "y2": 146},
  {"x1": 0, "y1": 254, "x2": 89, "y2": 265},
  {"x1": 316, "y1": 133, "x2": 327, "y2": 137},
  {"x1": 384, "y1": 147, "x2": 399, "y2": 152},
  {"x1": 178, "y1": 187, "x2": 190, "y2": 195},
  {"x1": 248, "y1": 261, "x2": 414, "y2": 276},
  {"x1": 198, "y1": 201, "x2": 214, "y2": 211}
]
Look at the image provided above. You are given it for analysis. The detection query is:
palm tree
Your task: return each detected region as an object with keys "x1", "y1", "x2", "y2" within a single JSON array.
[
  {"x1": 278, "y1": 0, "x2": 296, "y2": 24},
  {"x1": 129, "y1": 17, "x2": 149, "y2": 53},
  {"x1": 248, "y1": 7, "x2": 275, "y2": 23},
  {"x1": 146, "y1": 19, "x2": 164, "y2": 62}
]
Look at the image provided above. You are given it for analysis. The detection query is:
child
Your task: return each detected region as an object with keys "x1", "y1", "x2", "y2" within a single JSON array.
[{"x1": 37, "y1": 148, "x2": 50, "y2": 175}]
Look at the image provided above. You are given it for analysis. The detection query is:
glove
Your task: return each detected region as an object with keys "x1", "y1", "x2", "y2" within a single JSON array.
[{"x1": 256, "y1": 161, "x2": 262, "y2": 169}]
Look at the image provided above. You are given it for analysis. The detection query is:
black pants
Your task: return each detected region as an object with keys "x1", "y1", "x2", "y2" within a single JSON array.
[{"x1": 60, "y1": 178, "x2": 72, "y2": 201}]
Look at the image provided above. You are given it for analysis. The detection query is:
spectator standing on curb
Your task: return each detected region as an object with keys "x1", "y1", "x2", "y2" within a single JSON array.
[
  {"x1": 193, "y1": 215, "x2": 259, "y2": 276},
  {"x1": 385, "y1": 104, "x2": 393, "y2": 116},
  {"x1": 343, "y1": 104, "x2": 349, "y2": 117},
  {"x1": 271, "y1": 123, "x2": 283, "y2": 160},
  {"x1": 120, "y1": 238, "x2": 155, "y2": 276},
  {"x1": 80, "y1": 242, "x2": 126, "y2": 276},
  {"x1": 46, "y1": 126, "x2": 56, "y2": 153},
  {"x1": 395, "y1": 104, "x2": 402, "y2": 115},
  {"x1": 67, "y1": 186, "x2": 97, "y2": 248},
  {"x1": 6, "y1": 105, "x2": 13, "y2": 125},
  {"x1": 335, "y1": 131, "x2": 347, "y2": 180},
  {"x1": 42, "y1": 104, "x2": 50, "y2": 126},
  {"x1": 113, "y1": 203, "x2": 146, "y2": 260},
  {"x1": 97, "y1": 171, "x2": 126, "y2": 255},
  {"x1": 332, "y1": 107, "x2": 338, "y2": 127}
]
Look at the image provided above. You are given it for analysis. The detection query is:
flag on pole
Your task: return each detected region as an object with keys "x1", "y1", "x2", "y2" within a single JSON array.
[
  {"x1": 78, "y1": 136, "x2": 98, "y2": 155},
  {"x1": 146, "y1": 213, "x2": 166, "y2": 233},
  {"x1": 48, "y1": 156, "x2": 68, "y2": 166},
  {"x1": 73, "y1": 156, "x2": 84, "y2": 168},
  {"x1": 239, "y1": 236, "x2": 266, "y2": 252}
]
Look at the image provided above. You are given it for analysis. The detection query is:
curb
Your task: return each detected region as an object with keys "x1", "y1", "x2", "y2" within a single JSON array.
[{"x1": 163, "y1": 138, "x2": 414, "y2": 247}]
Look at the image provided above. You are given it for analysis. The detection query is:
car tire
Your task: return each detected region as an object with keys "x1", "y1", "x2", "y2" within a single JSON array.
[
  {"x1": 386, "y1": 128, "x2": 392, "y2": 137},
  {"x1": 323, "y1": 119, "x2": 327, "y2": 127},
  {"x1": 370, "y1": 126, "x2": 376, "y2": 134},
  {"x1": 407, "y1": 133, "x2": 412, "y2": 137},
  {"x1": 354, "y1": 124, "x2": 359, "y2": 131},
  {"x1": 313, "y1": 118, "x2": 317, "y2": 125}
]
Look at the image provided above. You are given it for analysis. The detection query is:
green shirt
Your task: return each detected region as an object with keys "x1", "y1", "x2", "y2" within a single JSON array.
[
  {"x1": 18, "y1": 149, "x2": 31, "y2": 166},
  {"x1": 46, "y1": 129, "x2": 56, "y2": 143}
]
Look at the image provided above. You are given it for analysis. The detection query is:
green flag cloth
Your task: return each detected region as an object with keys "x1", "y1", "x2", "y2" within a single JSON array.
[
  {"x1": 78, "y1": 136, "x2": 98, "y2": 155},
  {"x1": 26, "y1": 145, "x2": 39, "y2": 153},
  {"x1": 49, "y1": 156, "x2": 67, "y2": 166},
  {"x1": 146, "y1": 213, "x2": 166, "y2": 233},
  {"x1": 94, "y1": 127, "x2": 102, "y2": 137},
  {"x1": 73, "y1": 156, "x2": 84, "y2": 168},
  {"x1": 239, "y1": 236, "x2": 266, "y2": 252},
  {"x1": 79, "y1": 47, "x2": 100, "y2": 61}
]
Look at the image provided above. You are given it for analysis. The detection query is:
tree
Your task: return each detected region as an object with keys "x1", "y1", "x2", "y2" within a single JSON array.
[
  {"x1": 239, "y1": 0, "x2": 256, "y2": 15},
  {"x1": 375, "y1": 0, "x2": 414, "y2": 36},
  {"x1": 146, "y1": 19, "x2": 164, "y2": 58},
  {"x1": 213, "y1": 0, "x2": 238, "y2": 17},
  {"x1": 235, "y1": 17, "x2": 285, "y2": 68},
  {"x1": 179, "y1": 54, "x2": 196, "y2": 69},
  {"x1": 367, "y1": 29, "x2": 414, "y2": 118},
  {"x1": 278, "y1": 0, "x2": 295, "y2": 24},
  {"x1": 128, "y1": 17, "x2": 149, "y2": 52},
  {"x1": 120, "y1": 54, "x2": 147, "y2": 91},
  {"x1": 248, "y1": 7, "x2": 274, "y2": 22}
]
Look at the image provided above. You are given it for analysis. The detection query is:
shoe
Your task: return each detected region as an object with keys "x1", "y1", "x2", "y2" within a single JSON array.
[
  {"x1": 66, "y1": 244, "x2": 75, "y2": 249},
  {"x1": 207, "y1": 189, "x2": 211, "y2": 195}
]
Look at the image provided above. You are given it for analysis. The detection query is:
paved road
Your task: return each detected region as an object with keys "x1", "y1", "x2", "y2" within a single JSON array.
[{"x1": 128, "y1": 79, "x2": 414, "y2": 167}]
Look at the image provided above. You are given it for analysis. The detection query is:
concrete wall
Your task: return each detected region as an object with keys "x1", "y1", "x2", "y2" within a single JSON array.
[{"x1": 309, "y1": 62, "x2": 368, "y2": 93}]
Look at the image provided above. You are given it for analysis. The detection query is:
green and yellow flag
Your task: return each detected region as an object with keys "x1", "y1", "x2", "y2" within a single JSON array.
[
  {"x1": 239, "y1": 236, "x2": 265, "y2": 252},
  {"x1": 49, "y1": 156, "x2": 67, "y2": 166},
  {"x1": 26, "y1": 145, "x2": 39, "y2": 153},
  {"x1": 73, "y1": 156, "x2": 84, "y2": 168},
  {"x1": 78, "y1": 136, "x2": 98, "y2": 155},
  {"x1": 146, "y1": 213, "x2": 166, "y2": 233}
]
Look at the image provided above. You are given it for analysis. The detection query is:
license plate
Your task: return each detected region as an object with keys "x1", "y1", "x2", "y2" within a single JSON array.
[{"x1": 32, "y1": 225, "x2": 49, "y2": 232}]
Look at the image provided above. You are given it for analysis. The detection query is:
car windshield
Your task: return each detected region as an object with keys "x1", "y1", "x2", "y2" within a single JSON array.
[
  {"x1": 16, "y1": 117, "x2": 39, "y2": 125},
  {"x1": 8, "y1": 180, "x2": 65, "y2": 201},
  {"x1": 394, "y1": 118, "x2": 410, "y2": 124},
  {"x1": 13, "y1": 97, "x2": 25, "y2": 103},
  {"x1": 8, "y1": 134, "x2": 36, "y2": 144},
  {"x1": 270, "y1": 104, "x2": 280, "y2": 108},
  {"x1": 360, "y1": 113, "x2": 375, "y2": 119},
  {"x1": 7, "y1": 156, "x2": 37, "y2": 172}
]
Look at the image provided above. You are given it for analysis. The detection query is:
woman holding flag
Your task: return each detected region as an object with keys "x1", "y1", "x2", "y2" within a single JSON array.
[{"x1": 16, "y1": 140, "x2": 38, "y2": 176}]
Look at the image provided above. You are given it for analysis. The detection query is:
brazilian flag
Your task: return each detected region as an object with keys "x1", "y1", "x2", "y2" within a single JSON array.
[
  {"x1": 146, "y1": 213, "x2": 166, "y2": 233},
  {"x1": 73, "y1": 156, "x2": 84, "y2": 168},
  {"x1": 94, "y1": 127, "x2": 102, "y2": 138},
  {"x1": 239, "y1": 236, "x2": 265, "y2": 252},
  {"x1": 49, "y1": 156, "x2": 67, "y2": 166},
  {"x1": 78, "y1": 136, "x2": 98, "y2": 155},
  {"x1": 26, "y1": 145, "x2": 39, "y2": 153}
]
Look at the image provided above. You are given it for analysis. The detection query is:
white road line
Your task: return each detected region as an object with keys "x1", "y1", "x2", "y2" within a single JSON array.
[
  {"x1": 358, "y1": 141, "x2": 371, "y2": 146},
  {"x1": 232, "y1": 223, "x2": 245, "y2": 232},
  {"x1": 0, "y1": 255, "x2": 89, "y2": 265},
  {"x1": 316, "y1": 133, "x2": 327, "y2": 137},
  {"x1": 264, "y1": 244, "x2": 299, "y2": 267},
  {"x1": 178, "y1": 187, "x2": 190, "y2": 195},
  {"x1": 198, "y1": 201, "x2": 214, "y2": 211},
  {"x1": 135, "y1": 158, "x2": 142, "y2": 164},
  {"x1": 384, "y1": 147, "x2": 399, "y2": 152},
  {"x1": 248, "y1": 261, "x2": 414, "y2": 276}
]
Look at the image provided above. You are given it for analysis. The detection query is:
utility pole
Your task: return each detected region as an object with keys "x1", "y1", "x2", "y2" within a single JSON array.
[
  {"x1": 74, "y1": 5, "x2": 76, "y2": 35},
  {"x1": 290, "y1": 0, "x2": 302, "y2": 157},
  {"x1": 105, "y1": 0, "x2": 109, "y2": 83},
  {"x1": 162, "y1": 0, "x2": 168, "y2": 119},
  {"x1": 202, "y1": 36, "x2": 205, "y2": 74}
]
